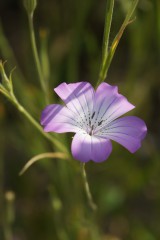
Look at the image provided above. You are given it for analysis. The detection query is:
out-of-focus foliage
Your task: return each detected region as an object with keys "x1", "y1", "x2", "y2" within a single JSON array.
[{"x1": 0, "y1": 0, "x2": 160, "y2": 239}]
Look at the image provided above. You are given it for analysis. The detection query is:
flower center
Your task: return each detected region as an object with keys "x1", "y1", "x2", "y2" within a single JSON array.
[
  {"x1": 87, "y1": 111, "x2": 104, "y2": 136},
  {"x1": 88, "y1": 125, "x2": 94, "y2": 136}
]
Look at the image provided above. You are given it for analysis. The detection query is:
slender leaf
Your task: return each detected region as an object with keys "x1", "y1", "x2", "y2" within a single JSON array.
[{"x1": 19, "y1": 152, "x2": 69, "y2": 175}]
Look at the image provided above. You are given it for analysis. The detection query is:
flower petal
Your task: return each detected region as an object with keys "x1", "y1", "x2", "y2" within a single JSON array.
[
  {"x1": 54, "y1": 82, "x2": 95, "y2": 130},
  {"x1": 91, "y1": 136, "x2": 112, "y2": 163},
  {"x1": 41, "y1": 104, "x2": 80, "y2": 133},
  {"x1": 101, "y1": 116, "x2": 147, "y2": 153},
  {"x1": 71, "y1": 132, "x2": 92, "y2": 162},
  {"x1": 93, "y1": 83, "x2": 135, "y2": 129},
  {"x1": 71, "y1": 132, "x2": 112, "y2": 162},
  {"x1": 68, "y1": 82, "x2": 95, "y2": 118}
]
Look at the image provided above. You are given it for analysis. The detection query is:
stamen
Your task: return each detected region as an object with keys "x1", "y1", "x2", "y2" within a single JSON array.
[
  {"x1": 89, "y1": 125, "x2": 94, "y2": 135},
  {"x1": 98, "y1": 120, "x2": 103, "y2": 126},
  {"x1": 91, "y1": 112, "x2": 95, "y2": 119}
]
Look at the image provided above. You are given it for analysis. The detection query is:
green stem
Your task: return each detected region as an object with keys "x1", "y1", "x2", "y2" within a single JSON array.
[
  {"x1": 103, "y1": 0, "x2": 138, "y2": 77},
  {"x1": 0, "y1": 64, "x2": 68, "y2": 154},
  {"x1": 40, "y1": 30, "x2": 50, "y2": 93},
  {"x1": 11, "y1": 94, "x2": 68, "y2": 153},
  {"x1": 81, "y1": 163, "x2": 97, "y2": 211},
  {"x1": 28, "y1": 14, "x2": 49, "y2": 104},
  {"x1": 97, "y1": 0, "x2": 139, "y2": 86},
  {"x1": 98, "y1": 0, "x2": 115, "y2": 86}
]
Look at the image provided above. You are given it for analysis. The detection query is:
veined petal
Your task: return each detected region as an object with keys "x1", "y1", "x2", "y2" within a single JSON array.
[
  {"x1": 71, "y1": 132, "x2": 92, "y2": 162},
  {"x1": 91, "y1": 136, "x2": 112, "y2": 162},
  {"x1": 54, "y1": 82, "x2": 95, "y2": 129},
  {"x1": 93, "y1": 83, "x2": 135, "y2": 129},
  {"x1": 41, "y1": 104, "x2": 80, "y2": 133},
  {"x1": 71, "y1": 132, "x2": 112, "y2": 162},
  {"x1": 100, "y1": 116, "x2": 147, "y2": 153},
  {"x1": 68, "y1": 82, "x2": 95, "y2": 121}
]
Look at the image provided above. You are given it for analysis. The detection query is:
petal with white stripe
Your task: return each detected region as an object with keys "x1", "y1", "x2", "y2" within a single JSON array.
[
  {"x1": 71, "y1": 132, "x2": 112, "y2": 162},
  {"x1": 54, "y1": 82, "x2": 95, "y2": 129},
  {"x1": 41, "y1": 104, "x2": 80, "y2": 133},
  {"x1": 93, "y1": 83, "x2": 135, "y2": 129},
  {"x1": 100, "y1": 116, "x2": 147, "y2": 153}
]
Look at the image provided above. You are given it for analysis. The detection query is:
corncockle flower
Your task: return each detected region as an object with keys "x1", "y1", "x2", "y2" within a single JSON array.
[{"x1": 41, "y1": 82, "x2": 147, "y2": 163}]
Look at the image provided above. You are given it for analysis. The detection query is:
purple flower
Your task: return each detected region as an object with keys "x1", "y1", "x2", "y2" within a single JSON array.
[{"x1": 41, "y1": 82, "x2": 147, "y2": 163}]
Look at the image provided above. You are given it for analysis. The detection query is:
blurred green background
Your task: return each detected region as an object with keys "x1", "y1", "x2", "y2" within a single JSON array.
[{"x1": 0, "y1": 0, "x2": 160, "y2": 239}]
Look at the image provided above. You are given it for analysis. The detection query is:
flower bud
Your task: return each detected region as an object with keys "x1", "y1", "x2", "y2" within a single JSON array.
[{"x1": 23, "y1": 0, "x2": 37, "y2": 15}]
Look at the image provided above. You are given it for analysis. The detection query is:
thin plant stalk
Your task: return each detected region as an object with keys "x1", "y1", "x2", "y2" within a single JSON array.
[
  {"x1": 98, "y1": 0, "x2": 115, "y2": 83},
  {"x1": 12, "y1": 96, "x2": 68, "y2": 153},
  {"x1": 0, "y1": 62, "x2": 68, "y2": 154},
  {"x1": 19, "y1": 152, "x2": 69, "y2": 175},
  {"x1": 28, "y1": 14, "x2": 49, "y2": 104},
  {"x1": 81, "y1": 163, "x2": 97, "y2": 211},
  {"x1": 40, "y1": 29, "x2": 50, "y2": 95},
  {"x1": 103, "y1": 0, "x2": 139, "y2": 75},
  {"x1": 97, "y1": 0, "x2": 139, "y2": 86}
]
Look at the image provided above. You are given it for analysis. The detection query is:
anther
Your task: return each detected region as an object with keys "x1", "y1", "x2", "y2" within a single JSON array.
[
  {"x1": 98, "y1": 120, "x2": 103, "y2": 126},
  {"x1": 91, "y1": 112, "x2": 95, "y2": 119}
]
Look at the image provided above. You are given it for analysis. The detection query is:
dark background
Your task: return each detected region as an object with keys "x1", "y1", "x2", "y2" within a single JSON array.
[{"x1": 0, "y1": 0, "x2": 160, "y2": 239}]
